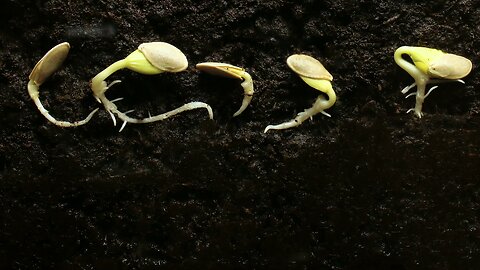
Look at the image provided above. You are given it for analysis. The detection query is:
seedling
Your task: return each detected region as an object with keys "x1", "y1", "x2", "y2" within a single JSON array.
[
  {"x1": 394, "y1": 46, "x2": 472, "y2": 118},
  {"x1": 90, "y1": 42, "x2": 213, "y2": 131},
  {"x1": 28, "y1": 42, "x2": 98, "y2": 127},
  {"x1": 196, "y1": 62, "x2": 254, "y2": 116},
  {"x1": 264, "y1": 54, "x2": 336, "y2": 133}
]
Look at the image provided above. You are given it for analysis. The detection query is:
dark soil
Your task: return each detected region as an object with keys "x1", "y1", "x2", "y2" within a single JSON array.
[{"x1": 2, "y1": 0, "x2": 480, "y2": 269}]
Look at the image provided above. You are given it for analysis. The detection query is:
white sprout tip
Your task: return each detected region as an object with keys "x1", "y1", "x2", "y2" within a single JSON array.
[
  {"x1": 111, "y1": 97, "x2": 124, "y2": 103},
  {"x1": 406, "y1": 108, "x2": 414, "y2": 114},
  {"x1": 119, "y1": 121, "x2": 127, "y2": 132},
  {"x1": 108, "y1": 110, "x2": 117, "y2": 126},
  {"x1": 401, "y1": 82, "x2": 416, "y2": 94},
  {"x1": 457, "y1": 79, "x2": 465, "y2": 84},
  {"x1": 405, "y1": 92, "x2": 416, "y2": 99},
  {"x1": 106, "y1": 80, "x2": 122, "y2": 89},
  {"x1": 320, "y1": 111, "x2": 331, "y2": 117},
  {"x1": 264, "y1": 125, "x2": 279, "y2": 133},
  {"x1": 424, "y1": 86, "x2": 438, "y2": 99}
]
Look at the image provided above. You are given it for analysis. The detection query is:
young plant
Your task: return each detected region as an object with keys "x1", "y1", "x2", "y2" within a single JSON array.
[
  {"x1": 90, "y1": 42, "x2": 213, "y2": 132},
  {"x1": 196, "y1": 62, "x2": 254, "y2": 116},
  {"x1": 394, "y1": 46, "x2": 472, "y2": 118},
  {"x1": 264, "y1": 54, "x2": 336, "y2": 133},
  {"x1": 28, "y1": 42, "x2": 98, "y2": 127}
]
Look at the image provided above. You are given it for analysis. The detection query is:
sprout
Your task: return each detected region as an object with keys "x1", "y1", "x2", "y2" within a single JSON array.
[
  {"x1": 28, "y1": 42, "x2": 98, "y2": 127},
  {"x1": 90, "y1": 42, "x2": 213, "y2": 132},
  {"x1": 196, "y1": 62, "x2": 254, "y2": 116},
  {"x1": 394, "y1": 46, "x2": 472, "y2": 118},
  {"x1": 264, "y1": 54, "x2": 336, "y2": 133}
]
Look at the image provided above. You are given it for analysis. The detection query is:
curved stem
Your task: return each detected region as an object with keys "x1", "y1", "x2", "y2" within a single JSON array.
[
  {"x1": 301, "y1": 77, "x2": 337, "y2": 110},
  {"x1": 28, "y1": 80, "x2": 98, "y2": 127},
  {"x1": 233, "y1": 94, "x2": 253, "y2": 117},
  {"x1": 264, "y1": 85, "x2": 336, "y2": 133},
  {"x1": 233, "y1": 72, "x2": 254, "y2": 117},
  {"x1": 90, "y1": 59, "x2": 127, "y2": 97},
  {"x1": 395, "y1": 47, "x2": 432, "y2": 118},
  {"x1": 319, "y1": 86, "x2": 336, "y2": 110},
  {"x1": 394, "y1": 47, "x2": 427, "y2": 81}
]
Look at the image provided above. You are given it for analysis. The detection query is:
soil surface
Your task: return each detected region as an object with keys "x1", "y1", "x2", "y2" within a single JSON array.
[{"x1": 2, "y1": 0, "x2": 480, "y2": 269}]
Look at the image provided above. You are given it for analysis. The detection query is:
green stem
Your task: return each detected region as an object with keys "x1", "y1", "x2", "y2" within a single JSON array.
[
  {"x1": 90, "y1": 59, "x2": 127, "y2": 96},
  {"x1": 395, "y1": 47, "x2": 430, "y2": 118}
]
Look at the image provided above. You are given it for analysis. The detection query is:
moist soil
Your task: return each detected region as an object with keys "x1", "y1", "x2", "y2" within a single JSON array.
[{"x1": 1, "y1": 0, "x2": 480, "y2": 269}]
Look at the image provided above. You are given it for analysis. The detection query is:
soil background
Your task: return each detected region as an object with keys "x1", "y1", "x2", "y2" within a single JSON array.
[{"x1": 2, "y1": 0, "x2": 480, "y2": 269}]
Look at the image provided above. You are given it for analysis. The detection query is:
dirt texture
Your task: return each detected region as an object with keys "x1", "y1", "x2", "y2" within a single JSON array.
[{"x1": 1, "y1": 0, "x2": 480, "y2": 269}]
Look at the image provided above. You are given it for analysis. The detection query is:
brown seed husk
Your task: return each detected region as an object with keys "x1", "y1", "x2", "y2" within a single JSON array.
[{"x1": 29, "y1": 42, "x2": 70, "y2": 86}]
